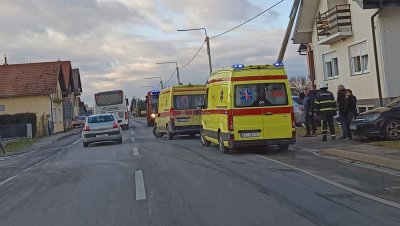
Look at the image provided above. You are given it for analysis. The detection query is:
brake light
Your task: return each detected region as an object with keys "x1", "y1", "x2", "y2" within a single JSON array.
[
  {"x1": 113, "y1": 121, "x2": 119, "y2": 128},
  {"x1": 227, "y1": 110, "x2": 234, "y2": 131},
  {"x1": 83, "y1": 125, "x2": 90, "y2": 131},
  {"x1": 170, "y1": 108, "x2": 175, "y2": 122},
  {"x1": 125, "y1": 112, "x2": 128, "y2": 120}
]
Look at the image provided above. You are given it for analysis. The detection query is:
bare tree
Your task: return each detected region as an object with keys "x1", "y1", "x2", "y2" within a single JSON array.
[{"x1": 289, "y1": 76, "x2": 313, "y2": 95}]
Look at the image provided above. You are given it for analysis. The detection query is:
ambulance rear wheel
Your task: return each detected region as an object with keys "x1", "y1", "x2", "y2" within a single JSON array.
[
  {"x1": 218, "y1": 133, "x2": 230, "y2": 154},
  {"x1": 167, "y1": 128, "x2": 174, "y2": 140},
  {"x1": 153, "y1": 126, "x2": 164, "y2": 138},
  {"x1": 200, "y1": 128, "x2": 211, "y2": 147}
]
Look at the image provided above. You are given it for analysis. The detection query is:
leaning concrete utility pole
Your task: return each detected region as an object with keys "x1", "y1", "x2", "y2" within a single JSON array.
[{"x1": 276, "y1": 0, "x2": 300, "y2": 63}]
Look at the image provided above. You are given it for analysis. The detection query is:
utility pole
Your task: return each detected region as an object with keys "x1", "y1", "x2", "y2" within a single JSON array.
[
  {"x1": 178, "y1": 28, "x2": 212, "y2": 75},
  {"x1": 277, "y1": 0, "x2": 300, "y2": 63}
]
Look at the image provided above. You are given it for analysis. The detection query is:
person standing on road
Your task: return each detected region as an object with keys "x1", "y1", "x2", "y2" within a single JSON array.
[
  {"x1": 315, "y1": 82, "x2": 337, "y2": 142},
  {"x1": 337, "y1": 85, "x2": 347, "y2": 139},
  {"x1": 0, "y1": 135, "x2": 6, "y2": 155},
  {"x1": 343, "y1": 89, "x2": 358, "y2": 140},
  {"x1": 302, "y1": 88, "x2": 317, "y2": 137}
]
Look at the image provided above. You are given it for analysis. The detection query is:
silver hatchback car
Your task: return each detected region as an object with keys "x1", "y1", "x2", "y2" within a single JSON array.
[{"x1": 82, "y1": 113, "x2": 123, "y2": 147}]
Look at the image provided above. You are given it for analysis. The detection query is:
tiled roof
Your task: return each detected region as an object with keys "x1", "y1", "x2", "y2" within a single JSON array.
[{"x1": 0, "y1": 63, "x2": 64, "y2": 98}]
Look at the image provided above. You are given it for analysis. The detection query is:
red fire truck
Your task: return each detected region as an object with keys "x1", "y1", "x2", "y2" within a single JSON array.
[{"x1": 145, "y1": 90, "x2": 160, "y2": 126}]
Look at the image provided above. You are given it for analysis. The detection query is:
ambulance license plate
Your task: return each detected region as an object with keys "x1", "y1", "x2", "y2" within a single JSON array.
[
  {"x1": 240, "y1": 132, "x2": 260, "y2": 138},
  {"x1": 96, "y1": 134, "x2": 108, "y2": 138},
  {"x1": 176, "y1": 118, "x2": 189, "y2": 122}
]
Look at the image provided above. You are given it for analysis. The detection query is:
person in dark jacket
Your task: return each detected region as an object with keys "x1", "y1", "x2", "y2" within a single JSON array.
[
  {"x1": 315, "y1": 82, "x2": 337, "y2": 141},
  {"x1": 302, "y1": 88, "x2": 317, "y2": 137},
  {"x1": 343, "y1": 89, "x2": 357, "y2": 140},
  {"x1": 0, "y1": 135, "x2": 5, "y2": 155},
  {"x1": 337, "y1": 85, "x2": 347, "y2": 139}
]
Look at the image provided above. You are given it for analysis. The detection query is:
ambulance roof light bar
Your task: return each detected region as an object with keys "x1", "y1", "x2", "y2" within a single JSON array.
[
  {"x1": 231, "y1": 64, "x2": 245, "y2": 69},
  {"x1": 273, "y1": 62, "x2": 284, "y2": 67}
]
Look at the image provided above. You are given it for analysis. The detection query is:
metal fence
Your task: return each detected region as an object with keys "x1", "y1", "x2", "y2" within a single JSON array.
[{"x1": 0, "y1": 123, "x2": 32, "y2": 139}]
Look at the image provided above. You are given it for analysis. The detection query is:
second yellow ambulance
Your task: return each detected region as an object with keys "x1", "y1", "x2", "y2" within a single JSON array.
[
  {"x1": 153, "y1": 84, "x2": 206, "y2": 140},
  {"x1": 200, "y1": 64, "x2": 296, "y2": 153}
]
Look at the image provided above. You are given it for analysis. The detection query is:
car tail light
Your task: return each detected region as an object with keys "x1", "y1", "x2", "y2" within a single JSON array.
[
  {"x1": 83, "y1": 125, "x2": 90, "y2": 131},
  {"x1": 113, "y1": 121, "x2": 119, "y2": 128},
  {"x1": 125, "y1": 112, "x2": 128, "y2": 120},
  {"x1": 227, "y1": 110, "x2": 234, "y2": 131}
]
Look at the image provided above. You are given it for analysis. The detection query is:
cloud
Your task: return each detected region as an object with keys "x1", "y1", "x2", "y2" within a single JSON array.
[{"x1": 0, "y1": 0, "x2": 306, "y2": 106}]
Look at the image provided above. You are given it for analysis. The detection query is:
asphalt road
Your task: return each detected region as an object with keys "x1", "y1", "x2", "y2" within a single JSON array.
[{"x1": 0, "y1": 117, "x2": 399, "y2": 226}]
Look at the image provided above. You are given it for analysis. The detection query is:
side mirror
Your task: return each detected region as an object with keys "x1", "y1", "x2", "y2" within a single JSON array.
[{"x1": 117, "y1": 120, "x2": 122, "y2": 123}]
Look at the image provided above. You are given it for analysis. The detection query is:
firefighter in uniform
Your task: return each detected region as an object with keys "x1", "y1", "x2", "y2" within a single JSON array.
[{"x1": 315, "y1": 82, "x2": 337, "y2": 141}]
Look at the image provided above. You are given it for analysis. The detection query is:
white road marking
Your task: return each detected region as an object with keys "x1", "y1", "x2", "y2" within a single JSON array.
[
  {"x1": 0, "y1": 175, "x2": 19, "y2": 186},
  {"x1": 135, "y1": 170, "x2": 146, "y2": 200},
  {"x1": 66, "y1": 138, "x2": 82, "y2": 148},
  {"x1": 131, "y1": 131, "x2": 135, "y2": 136},
  {"x1": 131, "y1": 137, "x2": 135, "y2": 143},
  {"x1": 133, "y1": 147, "x2": 139, "y2": 156},
  {"x1": 256, "y1": 155, "x2": 400, "y2": 209},
  {"x1": 385, "y1": 186, "x2": 400, "y2": 190}
]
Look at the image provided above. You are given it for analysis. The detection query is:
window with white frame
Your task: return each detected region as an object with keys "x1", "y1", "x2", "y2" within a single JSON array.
[
  {"x1": 58, "y1": 109, "x2": 62, "y2": 122},
  {"x1": 322, "y1": 51, "x2": 339, "y2": 80},
  {"x1": 349, "y1": 41, "x2": 369, "y2": 75},
  {"x1": 53, "y1": 107, "x2": 57, "y2": 122}
]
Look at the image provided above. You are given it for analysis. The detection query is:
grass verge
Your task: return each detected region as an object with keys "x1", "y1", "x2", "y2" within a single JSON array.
[
  {"x1": 368, "y1": 140, "x2": 400, "y2": 150},
  {"x1": 4, "y1": 138, "x2": 40, "y2": 153}
]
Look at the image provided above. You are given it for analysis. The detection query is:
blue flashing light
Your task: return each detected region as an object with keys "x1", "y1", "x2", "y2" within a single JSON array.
[
  {"x1": 151, "y1": 90, "x2": 160, "y2": 94},
  {"x1": 273, "y1": 62, "x2": 284, "y2": 67},
  {"x1": 232, "y1": 64, "x2": 245, "y2": 69}
]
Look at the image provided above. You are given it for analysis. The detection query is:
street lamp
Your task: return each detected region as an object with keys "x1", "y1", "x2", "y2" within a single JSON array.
[
  {"x1": 145, "y1": 76, "x2": 163, "y2": 89},
  {"x1": 177, "y1": 27, "x2": 212, "y2": 75},
  {"x1": 156, "y1": 61, "x2": 181, "y2": 85}
]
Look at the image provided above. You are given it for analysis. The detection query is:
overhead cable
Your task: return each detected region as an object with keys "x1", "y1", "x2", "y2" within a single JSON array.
[
  {"x1": 210, "y1": 0, "x2": 285, "y2": 39},
  {"x1": 179, "y1": 40, "x2": 206, "y2": 70}
]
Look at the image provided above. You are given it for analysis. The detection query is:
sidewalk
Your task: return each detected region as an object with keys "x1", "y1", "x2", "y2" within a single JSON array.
[
  {"x1": 1, "y1": 128, "x2": 80, "y2": 156},
  {"x1": 295, "y1": 134, "x2": 400, "y2": 171}
]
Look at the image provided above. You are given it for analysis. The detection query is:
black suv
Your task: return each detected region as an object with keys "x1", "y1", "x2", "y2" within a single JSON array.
[{"x1": 351, "y1": 97, "x2": 400, "y2": 140}]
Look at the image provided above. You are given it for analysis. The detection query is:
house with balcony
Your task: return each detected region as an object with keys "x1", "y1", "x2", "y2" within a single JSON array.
[
  {"x1": 0, "y1": 61, "x2": 67, "y2": 136},
  {"x1": 293, "y1": 0, "x2": 400, "y2": 111}
]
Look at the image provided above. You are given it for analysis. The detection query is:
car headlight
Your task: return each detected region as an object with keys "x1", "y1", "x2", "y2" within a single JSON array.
[
  {"x1": 151, "y1": 113, "x2": 156, "y2": 118},
  {"x1": 364, "y1": 113, "x2": 380, "y2": 122}
]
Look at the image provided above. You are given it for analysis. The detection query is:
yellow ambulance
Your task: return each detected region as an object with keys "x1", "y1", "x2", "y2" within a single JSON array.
[
  {"x1": 200, "y1": 64, "x2": 296, "y2": 153},
  {"x1": 153, "y1": 84, "x2": 206, "y2": 140}
]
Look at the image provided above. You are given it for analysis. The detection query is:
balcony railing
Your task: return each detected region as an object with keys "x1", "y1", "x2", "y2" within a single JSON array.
[{"x1": 316, "y1": 4, "x2": 352, "y2": 44}]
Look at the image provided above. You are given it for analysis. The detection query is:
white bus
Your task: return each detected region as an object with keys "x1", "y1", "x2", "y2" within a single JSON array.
[{"x1": 94, "y1": 90, "x2": 129, "y2": 130}]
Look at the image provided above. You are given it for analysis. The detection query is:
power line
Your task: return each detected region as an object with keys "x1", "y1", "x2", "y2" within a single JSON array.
[
  {"x1": 164, "y1": 69, "x2": 177, "y2": 85},
  {"x1": 210, "y1": 0, "x2": 285, "y2": 39},
  {"x1": 179, "y1": 40, "x2": 206, "y2": 70}
]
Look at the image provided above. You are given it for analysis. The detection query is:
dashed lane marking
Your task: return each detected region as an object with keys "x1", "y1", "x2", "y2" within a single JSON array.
[
  {"x1": 0, "y1": 175, "x2": 19, "y2": 186},
  {"x1": 135, "y1": 170, "x2": 146, "y2": 200},
  {"x1": 256, "y1": 155, "x2": 400, "y2": 209},
  {"x1": 133, "y1": 147, "x2": 139, "y2": 156}
]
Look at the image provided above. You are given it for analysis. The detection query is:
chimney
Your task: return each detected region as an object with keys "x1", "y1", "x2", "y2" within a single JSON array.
[{"x1": 4, "y1": 55, "x2": 7, "y2": 66}]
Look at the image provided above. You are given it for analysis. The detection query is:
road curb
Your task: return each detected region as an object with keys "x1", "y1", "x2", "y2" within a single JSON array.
[{"x1": 320, "y1": 148, "x2": 400, "y2": 171}]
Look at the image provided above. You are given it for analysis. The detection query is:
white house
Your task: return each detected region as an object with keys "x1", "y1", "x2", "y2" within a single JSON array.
[{"x1": 292, "y1": 0, "x2": 400, "y2": 111}]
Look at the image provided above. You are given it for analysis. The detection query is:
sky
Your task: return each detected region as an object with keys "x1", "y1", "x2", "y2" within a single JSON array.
[{"x1": 0, "y1": 0, "x2": 307, "y2": 105}]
